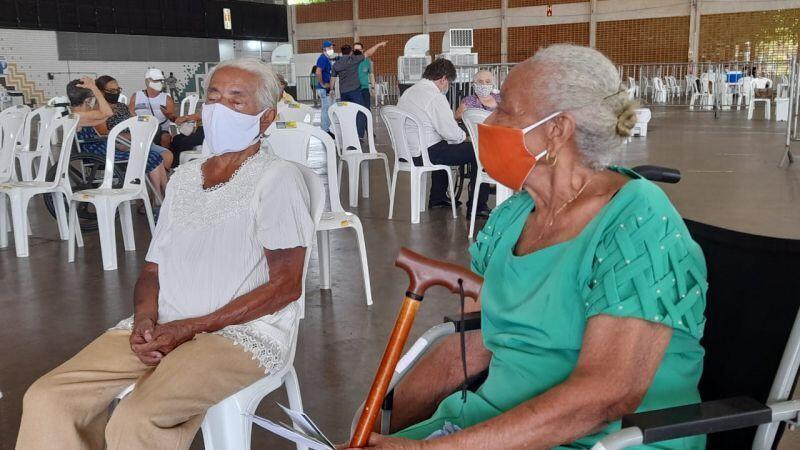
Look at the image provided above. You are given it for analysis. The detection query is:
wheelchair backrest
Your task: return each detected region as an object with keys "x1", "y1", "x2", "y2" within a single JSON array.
[{"x1": 686, "y1": 219, "x2": 800, "y2": 449}]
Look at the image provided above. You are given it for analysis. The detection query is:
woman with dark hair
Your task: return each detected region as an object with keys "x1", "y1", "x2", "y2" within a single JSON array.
[
  {"x1": 96, "y1": 75, "x2": 174, "y2": 170},
  {"x1": 68, "y1": 77, "x2": 169, "y2": 196}
]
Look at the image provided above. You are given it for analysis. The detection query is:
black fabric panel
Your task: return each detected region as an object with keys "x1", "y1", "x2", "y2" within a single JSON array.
[{"x1": 685, "y1": 220, "x2": 800, "y2": 449}]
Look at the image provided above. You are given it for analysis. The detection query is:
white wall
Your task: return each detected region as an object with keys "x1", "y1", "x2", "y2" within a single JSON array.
[{"x1": 0, "y1": 29, "x2": 206, "y2": 102}]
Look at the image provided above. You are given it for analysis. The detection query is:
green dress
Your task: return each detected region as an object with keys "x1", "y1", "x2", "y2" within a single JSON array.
[{"x1": 394, "y1": 168, "x2": 708, "y2": 449}]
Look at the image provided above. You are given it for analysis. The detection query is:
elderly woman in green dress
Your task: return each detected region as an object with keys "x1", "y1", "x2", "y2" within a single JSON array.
[{"x1": 352, "y1": 44, "x2": 707, "y2": 449}]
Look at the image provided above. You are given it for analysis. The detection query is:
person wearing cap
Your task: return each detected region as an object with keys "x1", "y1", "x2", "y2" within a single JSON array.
[
  {"x1": 129, "y1": 68, "x2": 177, "y2": 149},
  {"x1": 316, "y1": 40, "x2": 336, "y2": 135}
]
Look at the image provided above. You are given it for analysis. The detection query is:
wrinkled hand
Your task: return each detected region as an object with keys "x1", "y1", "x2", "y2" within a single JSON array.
[
  {"x1": 130, "y1": 317, "x2": 162, "y2": 365},
  {"x1": 77, "y1": 76, "x2": 98, "y2": 91},
  {"x1": 131, "y1": 319, "x2": 197, "y2": 359},
  {"x1": 343, "y1": 433, "x2": 424, "y2": 450}
]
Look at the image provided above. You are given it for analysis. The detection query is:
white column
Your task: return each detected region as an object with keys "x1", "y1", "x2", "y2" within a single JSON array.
[
  {"x1": 422, "y1": 0, "x2": 429, "y2": 34},
  {"x1": 688, "y1": 0, "x2": 701, "y2": 63},
  {"x1": 589, "y1": 0, "x2": 597, "y2": 48},
  {"x1": 353, "y1": 0, "x2": 359, "y2": 40},
  {"x1": 501, "y1": 0, "x2": 508, "y2": 63},
  {"x1": 287, "y1": 5, "x2": 297, "y2": 50}
]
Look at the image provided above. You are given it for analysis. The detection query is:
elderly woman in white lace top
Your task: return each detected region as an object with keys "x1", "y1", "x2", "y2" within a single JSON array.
[{"x1": 16, "y1": 59, "x2": 315, "y2": 450}]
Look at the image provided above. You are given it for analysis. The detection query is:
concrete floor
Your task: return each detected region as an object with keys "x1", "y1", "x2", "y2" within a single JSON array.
[{"x1": 1, "y1": 106, "x2": 799, "y2": 449}]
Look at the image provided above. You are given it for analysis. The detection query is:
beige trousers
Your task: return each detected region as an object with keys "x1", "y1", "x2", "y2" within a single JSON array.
[{"x1": 16, "y1": 330, "x2": 265, "y2": 450}]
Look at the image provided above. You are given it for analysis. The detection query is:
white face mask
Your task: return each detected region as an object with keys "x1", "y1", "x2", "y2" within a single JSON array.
[
  {"x1": 178, "y1": 121, "x2": 195, "y2": 136},
  {"x1": 202, "y1": 103, "x2": 268, "y2": 155},
  {"x1": 148, "y1": 81, "x2": 163, "y2": 91},
  {"x1": 325, "y1": 49, "x2": 335, "y2": 58},
  {"x1": 474, "y1": 83, "x2": 493, "y2": 98}
]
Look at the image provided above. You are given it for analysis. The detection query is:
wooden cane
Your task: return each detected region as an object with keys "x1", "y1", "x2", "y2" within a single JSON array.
[{"x1": 349, "y1": 247, "x2": 484, "y2": 448}]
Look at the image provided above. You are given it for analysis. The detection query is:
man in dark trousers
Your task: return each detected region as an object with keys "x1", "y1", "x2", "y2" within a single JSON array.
[{"x1": 331, "y1": 41, "x2": 387, "y2": 138}]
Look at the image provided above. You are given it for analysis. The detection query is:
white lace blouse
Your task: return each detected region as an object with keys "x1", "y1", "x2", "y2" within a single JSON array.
[{"x1": 112, "y1": 148, "x2": 315, "y2": 374}]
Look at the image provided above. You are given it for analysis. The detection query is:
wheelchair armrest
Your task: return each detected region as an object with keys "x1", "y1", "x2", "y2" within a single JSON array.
[
  {"x1": 621, "y1": 396, "x2": 771, "y2": 444},
  {"x1": 443, "y1": 311, "x2": 481, "y2": 332},
  {"x1": 631, "y1": 165, "x2": 681, "y2": 184}
]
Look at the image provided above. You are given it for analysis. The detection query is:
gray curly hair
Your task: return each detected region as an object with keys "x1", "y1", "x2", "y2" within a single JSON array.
[
  {"x1": 531, "y1": 44, "x2": 638, "y2": 169},
  {"x1": 205, "y1": 58, "x2": 283, "y2": 110}
]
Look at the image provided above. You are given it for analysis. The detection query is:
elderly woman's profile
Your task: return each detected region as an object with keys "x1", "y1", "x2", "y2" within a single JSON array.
[
  {"x1": 16, "y1": 58, "x2": 317, "y2": 449},
  {"x1": 349, "y1": 45, "x2": 707, "y2": 450}
]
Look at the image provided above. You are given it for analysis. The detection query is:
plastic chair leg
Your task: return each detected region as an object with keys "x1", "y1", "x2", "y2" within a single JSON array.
[
  {"x1": 766, "y1": 102, "x2": 771, "y2": 120},
  {"x1": 68, "y1": 202, "x2": 79, "y2": 263},
  {"x1": 317, "y1": 230, "x2": 331, "y2": 289},
  {"x1": 348, "y1": 159, "x2": 360, "y2": 208},
  {"x1": 9, "y1": 191, "x2": 32, "y2": 257},
  {"x1": 381, "y1": 157, "x2": 391, "y2": 200},
  {"x1": 419, "y1": 174, "x2": 427, "y2": 212},
  {"x1": 283, "y1": 367, "x2": 309, "y2": 450},
  {"x1": 468, "y1": 174, "x2": 483, "y2": 239},
  {"x1": 201, "y1": 390, "x2": 250, "y2": 450},
  {"x1": 410, "y1": 172, "x2": 421, "y2": 224},
  {"x1": 443, "y1": 169, "x2": 457, "y2": 219},
  {"x1": 119, "y1": 201, "x2": 136, "y2": 252},
  {"x1": 95, "y1": 200, "x2": 119, "y2": 271},
  {"x1": 337, "y1": 160, "x2": 343, "y2": 198},
  {"x1": 52, "y1": 192, "x2": 69, "y2": 240},
  {"x1": 0, "y1": 194, "x2": 8, "y2": 248},
  {"x1": 361, "y1": 161, "x2": 369, "y2": 199},
  {"x1": 388, "y1": 166, "x2": 398, "y2": 220},
  {"x1": 140, "y1": 193, "x2": 156, "y2": 233},
  {"x1": 348, "y1": 217, "x2": 373, "y2": 306}
]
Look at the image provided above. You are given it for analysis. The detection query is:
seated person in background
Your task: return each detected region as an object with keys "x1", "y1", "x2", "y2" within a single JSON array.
[
  {"x1": 129, "y1": 68, "x2": 176, "y2": 149},
  {"x1": 66, "y1": 77, "x2": 169, "y2": 197},
  {"x1": 397, "y1": 58, "x2": 489, "y2": 217},
  {"x1": 96, "y1": 75, "x2": 174, "y2": 170},
  {"x1": 356, "y1": 45, "x2": 708, "y2": 450},
  {"x1": 276, "y1": 73, "x2": 296, "y2": 104},
  {"x1": 455, "y1": 70, "x2": 501, "y2": 121},
  {"x1": 171, "y1": 108, "x2": 205, "y2": 168},
  {"x1": 17, "y1": 58, "x2": 315, "y2": 450}
]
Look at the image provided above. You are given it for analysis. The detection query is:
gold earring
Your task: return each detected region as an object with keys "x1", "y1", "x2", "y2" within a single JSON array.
[{"x1": 544, "y1": 151, "x2": 558, "y2": 166}]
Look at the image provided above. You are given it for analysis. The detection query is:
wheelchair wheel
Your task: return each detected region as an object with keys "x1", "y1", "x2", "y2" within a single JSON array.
[{"x1": 42, "y1": 153, "x2": 125, "y2": 231}]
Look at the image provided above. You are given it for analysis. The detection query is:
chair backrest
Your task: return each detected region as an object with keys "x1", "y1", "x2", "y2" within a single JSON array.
[
  {"x1": 180, "y1": 94, "x2": 199, "y2": 116},
  {"x1": 18, "y1": 105, "x2": 58, "y2": 153},
  {"x1": 98, "y1": 115, "x2": 159, "y2": 190},
  {"x1": 0, "y1": 105, "x2": 30, "y2": 182},
  {"x1": 684, "y1": 220, "x2": 800, "y2": 449},
  {"x1": 329, "y1": 101, "x2": 377, "y2": 157},
  {"x1": 265, "y1": 121, "x2": 344, "y2": 213},
  {"x1": 380, "y1": 105, "x2": 433, "y2": 166},
  {"x1": 461, "y1": 108, "x2": 491, "y2": 173},
  {"x1": 44, "y1": 114, "x2": 80, "y2": 189},
  {"x1": 277, "y1": 101, "x2": 314, "y2": 123},
  {"x1": 118, "y1": 93, "x2": 128, "y2": 106}
]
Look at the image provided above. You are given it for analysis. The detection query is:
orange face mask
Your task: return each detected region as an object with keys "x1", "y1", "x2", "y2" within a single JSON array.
[{"x1": 477, "y1": 111, "x2": 562, "y2": 191}]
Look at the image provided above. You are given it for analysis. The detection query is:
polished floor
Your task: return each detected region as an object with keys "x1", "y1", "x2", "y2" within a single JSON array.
[{"x1": 1, "y1": 106, "x2": 799, "y2": 449}]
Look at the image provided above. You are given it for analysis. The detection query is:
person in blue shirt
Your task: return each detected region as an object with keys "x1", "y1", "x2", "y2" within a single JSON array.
[{"x1": 315, "y1": 40, "x2": 336, "y2": 135}]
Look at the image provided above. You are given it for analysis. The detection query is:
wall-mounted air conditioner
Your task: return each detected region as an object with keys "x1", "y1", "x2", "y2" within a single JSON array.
[
  {"x1": 438, "y1": 29, "x2": 478, "y2": 83},
  {"x1": 398, "y1": 34, "x2": 431, "y2": 84}
]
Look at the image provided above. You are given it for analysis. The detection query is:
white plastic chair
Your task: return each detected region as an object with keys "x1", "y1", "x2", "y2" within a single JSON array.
[
  {"x1": 328, "y1": 101, "x2": 391, "y2": 208},
  {"x1": 0, "y1": 105, "x2": 32, "y2": 247},
  {"x1": 117, "y1": 93, "x2": 128, "y2": 106},
  {"x1": 117, "y1": 164, "x2": 324, "y2": 450},
  {"x1": 266, "y1": 121, "x2": 374, "y2": 306},
  {"x1": 68, "y1": 116, "x2": 159, "y2": 271},
  {"x1": 0, "y1": 114, "x2": 78, "y2": 257},
  {"x1": 748, "y1": 79, "x2": 771, "y2": 120},
  {"x1": 179, "y1": 94, "x2": 199, "y2": 116},
  {"x1": 651, "y1": 77, "x2": 667, "y2": 103},
  {"x1": 627, "y1": 77, "x2": 638, "y2": 99},
  {"x1": 277, "y1": 101, "x2": 314, "y2": 123},
  {"x1": 462, "y1": 108, "x2": 500, "y2": 239},
  {"x1": 381, "y1": 106, "x2": 457, "y2": 224},
  {"x1": 688, "y1": 76, "x2": 712, "y2": 110},
  {"x1": 15, "y1": 105, "x2": 58, "y2": 181},
  {"x1": 736, "y1": 76, "x2": 753, "y2": 109},
  {"x1": 179, "y1": 141, "x2": 211, "y2": 165},
  {"x1": 630, "y1": 108, "x2": 651, "y2": 137}
]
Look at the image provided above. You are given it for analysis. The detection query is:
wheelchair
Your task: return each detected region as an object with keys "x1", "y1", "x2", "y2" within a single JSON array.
[
  {"x1": 355, "y1": 166, "x2": 800, "y2": 450},
  {"x1": 40, "y1": 103, "x2": 149, "y2": 231}
]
